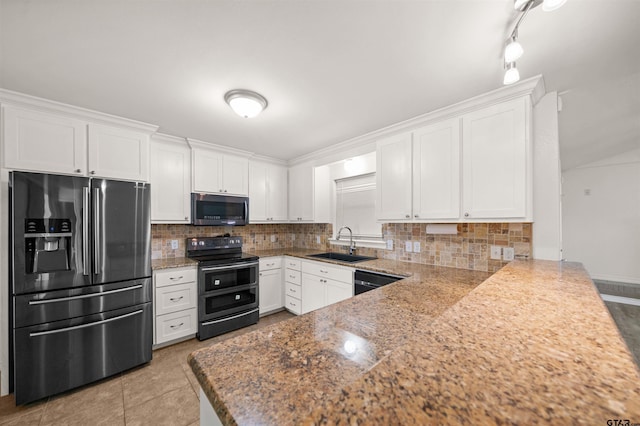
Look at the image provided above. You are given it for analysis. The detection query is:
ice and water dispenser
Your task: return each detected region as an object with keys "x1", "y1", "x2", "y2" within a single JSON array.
[{"x1": 24, "y1": 218, "x2": 72, "y2": 273}]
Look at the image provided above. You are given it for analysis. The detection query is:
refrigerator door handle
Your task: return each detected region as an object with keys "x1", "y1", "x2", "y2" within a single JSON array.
[
  {"x1": 29, "y1": 309, "x2": 143, "y2": 337},
  {"x1": 82, "y1": 187, "x2": 90, "y2": 276},
  {"x1": 93, "y1": 187, "x2": 101, "y2": 275},
  {"x1": 28, "y1": 284, "x2": 143, "y2": 305}
]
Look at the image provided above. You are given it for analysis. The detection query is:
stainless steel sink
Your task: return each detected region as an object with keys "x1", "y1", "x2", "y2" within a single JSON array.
[{"x1": 307, "y1": 252, "x2": 377, "y2": 263}]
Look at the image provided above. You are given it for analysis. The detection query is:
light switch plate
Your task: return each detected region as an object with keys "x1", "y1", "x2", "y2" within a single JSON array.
[
  {"x1": 316, "y1": 235, "x2": 321, "y2": 244},
  {"x1": 503, "y1": 247, "x2": 515, "y2": 261},
  {"x1": 490, "y1": 245, "x2": 502, "y2": 260},
  {"x1": 270, "y1": 235, "x2": 276, "y2": 243},
  {"x1": 413, "y1": 241, "x2": 421, "y2": 253},
  {"x1": 386, "y1": 239, "x2": 394, "y2": 250},
  {"x1": 405, "y1": 241, "x2": 413, "y2": 253},
  {"x1": 170, "y1": 239, "x2": 179, "y2": 250}
]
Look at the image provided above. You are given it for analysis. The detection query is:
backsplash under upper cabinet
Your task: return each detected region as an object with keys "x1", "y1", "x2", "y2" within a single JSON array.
[{"x1": 152, "y1": 222, "x2": 531, "y2": 274}]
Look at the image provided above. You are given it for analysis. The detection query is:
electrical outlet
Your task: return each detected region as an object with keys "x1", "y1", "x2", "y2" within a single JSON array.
[
  {"x1": 270, "y1": 235, "x2": 276, "y2": 243},
  {"x1": 503, "y1": 247, "x2": 515, "y2": 261},
  {"x1": 413, "y1": 241, "x2": 421, "y2": 253},
  {"x1": 405, "y1": 241, "x2": 413, "y2": 253},
  {"x1": 170, "y1": 239, "x2": 179, "y2": 250},
  {"x1": 386, "y1": 239, "x2": 394, "y2": 250},
  {"x1": 316, "y1": 235, "x2": 321, "y2": 244},
  {"x1": 490, "y1": 245, "x2": 502, "y2": 260}
]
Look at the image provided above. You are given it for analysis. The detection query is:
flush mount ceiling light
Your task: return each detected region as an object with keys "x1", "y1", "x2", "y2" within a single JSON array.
[
  {"x1": 224, "y1": 89, "x2": 268, "y2": 118},
  {"x1": 503, "y1": 0, "x2": 567, "y2": 85}
]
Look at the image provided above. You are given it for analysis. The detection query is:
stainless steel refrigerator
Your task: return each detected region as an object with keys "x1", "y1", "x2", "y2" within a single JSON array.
[{"x1": 9, "y1": 171, "x2": 152, "y2": 405}]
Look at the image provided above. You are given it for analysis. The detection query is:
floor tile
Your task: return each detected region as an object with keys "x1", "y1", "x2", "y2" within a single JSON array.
[
  {"x1": 125, "y1": 385, "x2": 199, "y2": 426},
  {"x1": 0, "y1": 394, "x2": 46, "y2": 425},
  {"x1": 40, "y1": 375, "x2": 123, "y2": 425}
]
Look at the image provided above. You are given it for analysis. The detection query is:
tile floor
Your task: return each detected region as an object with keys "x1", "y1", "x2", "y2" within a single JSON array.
[{"x1": 0, "y1": 310, "x2": 295, "y2": 426}]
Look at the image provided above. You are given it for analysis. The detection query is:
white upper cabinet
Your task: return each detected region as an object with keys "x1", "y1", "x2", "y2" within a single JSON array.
[
  {"x1": 87, "y1": 124, "x2": 149, "y2": 181},
  {"x1": 249, "y1": 160, "x2": 288, "y2": 222},
  {"x1": 462, "y1": 97, "x2": 528, "y2": 219},
  {"x1": 288, "y1": 163, "x2": 314, "y2": 221},
  {"x1": 150, "y1": 134, "x2": 191, "y2": 223},
  {"x1": 376, "y1": 132, "x2": 413, "y2": 221},
  {"x1": 2, "y1": 106, "x2": 87, "y2": 175},
  {"x1": 192, "y1": 145, "x2": 249, "y2": 196},
  {"x1": 412, "y1": 118, "x2": 461, "y2": 220},
  {"x1": 1, "y1": 98, "x2": 157, "y2": 181}
]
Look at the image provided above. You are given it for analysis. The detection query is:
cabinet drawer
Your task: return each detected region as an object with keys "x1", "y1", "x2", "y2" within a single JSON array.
[
  {"x1": 302, "y1": 261, "x2": 353, "y2": 283},
  {"x1": 155, "y1": 267, "x2": 197, "y2": 288},
  {"x1": 285, "y1": 269, "x2": 301, "y2": 285},
  {"x1": 156, "y1": 308, "x2": 197, "y2": 344},
  {"x1": 284, "y1": 257, "x2": 301, "y2": 271},
  {"x1": 285, "y1": 281, "x2": 301, "y2": 299},
  {"x1": 284, "y1": 295, "x2": 302, "y2": 315},
  {"x1": 259, "y1": 257, "x2": 282, "y2": 271},
  {"x1": 155, "y1": 282, "x2": 197, "y2": 316}
]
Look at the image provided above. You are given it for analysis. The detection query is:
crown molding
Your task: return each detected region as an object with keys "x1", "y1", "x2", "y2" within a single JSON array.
[
  {"x1": 187, "y1": 138, "x2": 254, "y2": 158},
  {"x1": 151, "y1": 132, "x2": 189, "y2": 146},
  {"x1": 0, "y1": 87, "x2": 159, "y2": 134},
  {"x1": 249, "y1": 154, "x2": 288, "y2": 166},
  {"x1": 289, "y1": 75, "x2": 545, "y2": 166}
]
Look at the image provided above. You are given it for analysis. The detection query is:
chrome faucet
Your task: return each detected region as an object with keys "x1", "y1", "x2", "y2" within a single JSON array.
[{"x1": 337, "y1": 226, "x2": 355, "y2": 255}]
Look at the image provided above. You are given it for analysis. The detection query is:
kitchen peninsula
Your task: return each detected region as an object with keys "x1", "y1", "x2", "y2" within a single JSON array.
[{"x1": 189, "y1": 258, "x2": 640, "y2": 424}]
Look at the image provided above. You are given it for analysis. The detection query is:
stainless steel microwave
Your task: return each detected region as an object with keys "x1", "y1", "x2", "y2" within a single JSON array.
[{"x1": 191, "y1": 193, "x2": 249, "y2": 226}]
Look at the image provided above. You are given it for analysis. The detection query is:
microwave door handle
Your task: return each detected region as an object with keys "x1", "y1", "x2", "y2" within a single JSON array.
[
  {"x1": 82, "y1": 187, "x2": 90, "y2": 276},
  {"x1": 93, "y1": 187, "x2": 101, "y2": 275}
]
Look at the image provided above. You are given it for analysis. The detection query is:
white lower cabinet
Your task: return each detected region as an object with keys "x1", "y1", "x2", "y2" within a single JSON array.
[
  {"x1": 300, "y1": 260, "x2": 354, "y2": 314},
  {"x1": 284, "y1": 256, "x2": 302, "y2": 315},
  {"x1": 153, "y1": 266, "x2": 198, "y2": 346},
  {"x1": 259, "y1": 257, "x2": 284, "y2": 315}
]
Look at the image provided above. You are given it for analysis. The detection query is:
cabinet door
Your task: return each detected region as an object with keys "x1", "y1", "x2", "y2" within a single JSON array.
[
  {"x1": 325, "y1": 279, "x2": 353, "y2": 306},
  {"x1": 259, "y1": 268, "x2": 283, "y2": 315},
  {"x1": 249, "y1": 161, "x2": 268, "y2": 221},
  {"x1": 222, "y1": 154, "x2": 249, "y2": 196},
  {"x1": 289, "y1": 164, "x2": 314, "y2": 221},
  {"x1": 150, "y1": 137, "x2": 191, "y2": 222},
  {"x1": 413, "y1": 119, "x2": 461, "y2": 220},
  {"x1": 193, "y1": 149, "x2": 222, "y2": 193},
  {"x1": 2, "y1": 106, "x2": 87, "y2": 175},
  {"x1": 301, "y1": 273, "x2": 326, "y2": 314},
  {"x1": 87, "y1": 124, "x2": 149, "y2": 181},
  {"x1": 462, "y1": 98, "x2": 528, "y2": 219},
  {"x1": 267, "y1": 163, "x2": 288, "y2": 221},
  {"x1": 376, "y1": 132, "x2": 413, "y2": 221}
]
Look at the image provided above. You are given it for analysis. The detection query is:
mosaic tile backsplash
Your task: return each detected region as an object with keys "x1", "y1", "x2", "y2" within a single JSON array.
[{"x1": 152, "y1": 222, "x2": 531, "y2": 273}]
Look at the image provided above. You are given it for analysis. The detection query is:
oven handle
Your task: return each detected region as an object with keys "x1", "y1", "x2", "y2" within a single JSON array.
[
  {"x1": 29, "y1": 309, "x2": 143, "y2": 337},
  {"x1": 28, "y1": 285, "x2": 143, "y2": 305},
  {"x1": 200, "y1": 261, "x2": 259, "y2": 272},
  {"x1": 201, "y1": 308, "x2": 259, "y2": 326}
]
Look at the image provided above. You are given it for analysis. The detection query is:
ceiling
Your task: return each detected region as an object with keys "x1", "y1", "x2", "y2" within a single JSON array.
[{"x1": 1, "y1": 0, "x2": 638, "y2": 166}]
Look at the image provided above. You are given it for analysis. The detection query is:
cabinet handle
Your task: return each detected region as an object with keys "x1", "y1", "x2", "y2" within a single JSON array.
[
  {"x1": 289, "y1": 288, "x2": 296, "y2": 293},
  {"x1": 224, "y1": 189, "x2": 228, "y2": 193},
  {"x1": 169, "y1": 322, "x2": 184, "y2": 329},
  {"x1": 169, "y1": 296, "x2": 184, "y2": 302},
  {"x1": 184, "y1": 216, "x2": 188, "y2": 220},
  {"x1": 259, "y1": 273, "x2": 263, "y2": 276},
  {"x1": 75, "y1": 169, "x2": 82, "y2": 173},
  {"x1": 266, "y1": 263, "x2": 275, "y2": 267},
  {"x1": 289, "y1": 301, "x2": 297, "y2": 307},
  {"x1": 219, "y1": 189, "x2": 223, "y2": 192},
  {"x1": 169, "y1": 276, "x2": 183, "y2": 281},
  {"x1": 405, "y1": 214, "x2": 410, "y2": 219},
  {"x1": 90, "y1": 171, "x2": 96, "y2": 175},
  {"x1": 319, "y1": 269, "x2": 328, "y2": 274},
  {"x1": 464, "y1": 212, "x2": 470, "y2": 217},
  {"x1": 414, "y1": 214, "x2": 419, "y2": 218}
]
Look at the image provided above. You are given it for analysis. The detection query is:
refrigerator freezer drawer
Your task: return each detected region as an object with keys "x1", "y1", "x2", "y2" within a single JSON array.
[
  {"x1": 14, "y1": 278, "x2": 152, "y2": 328},
  {"x1": 13, "y1": 303, "x2": 152, "y2": 405}
]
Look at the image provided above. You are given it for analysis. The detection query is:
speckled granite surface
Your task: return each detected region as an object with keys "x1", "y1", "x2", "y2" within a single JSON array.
[
  {"x1": 151, "y1": 257, "x2": 197, "y2": 270},
  {"x1": 189, "y1": 259, "x2": 640, "y2": 424}
]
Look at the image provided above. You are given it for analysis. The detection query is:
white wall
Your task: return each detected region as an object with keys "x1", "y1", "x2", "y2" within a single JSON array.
[
  {"x1": 532, "y1": 92, "x2": 562, "y2": 260},
  {"x1": 562, "y1": 149, "x2": 640, "y2": 283}
]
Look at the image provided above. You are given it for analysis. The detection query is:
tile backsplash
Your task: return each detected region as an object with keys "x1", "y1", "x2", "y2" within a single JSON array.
[{"x1": 152, "y1": 222, "x2": 531, "y2": 273}]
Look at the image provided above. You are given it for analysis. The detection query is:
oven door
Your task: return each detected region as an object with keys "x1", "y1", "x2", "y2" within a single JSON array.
[
  {"x1": 199, "y1": 284, "x2": 258, "y2": 322},
  {"x1": 199, "y1": 261, "x2": 258, "y2": 292}
]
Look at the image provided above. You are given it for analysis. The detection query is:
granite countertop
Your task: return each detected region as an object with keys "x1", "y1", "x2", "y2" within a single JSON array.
[
  {"x1": 151, "y1": 257, "x2": 197, "y2": 270},
  {"x1": 188, "y1": 259, "x2": 640, "y2": 424}
]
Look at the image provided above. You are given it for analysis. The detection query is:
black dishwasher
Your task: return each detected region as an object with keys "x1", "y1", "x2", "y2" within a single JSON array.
[{"x1": 354, "y1": 270, "x2": 405, "y2": 295}]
